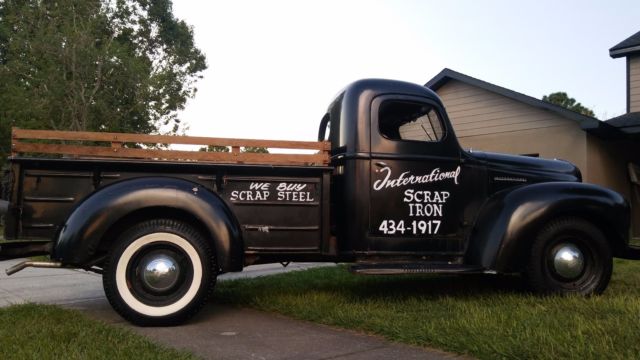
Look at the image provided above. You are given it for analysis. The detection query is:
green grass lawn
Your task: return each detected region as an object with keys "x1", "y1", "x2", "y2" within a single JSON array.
[
  {"x1": 0, "y1": 304, "x2": 195, "y2": 360},
  {"x1": 215, "y1": 259, "x2": 640, "y2": 360},
  {"x1": 0, "y1": 224, "x2": 193, "y2": 359}
]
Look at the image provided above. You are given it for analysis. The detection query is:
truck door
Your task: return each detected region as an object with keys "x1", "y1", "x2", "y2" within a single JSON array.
[{"x1": 368, "y1": 95, "x2": 484, "y2": 255}]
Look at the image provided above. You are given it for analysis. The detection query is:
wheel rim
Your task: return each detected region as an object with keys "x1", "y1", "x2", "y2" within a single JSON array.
[
  {"x1": 140, "y1": 253, "x2": 181, "y2": 293},
  {"x1": 544, "y1": 233, "x2": 600, "y2": 290},
  {"x1": 115, "y1": 232, "x2": 203, "y2": 317},
  {"x1": 551, "y1": 243, "x2": 585, "y2": 280},
  {"x1": 128, "y1": 244, "x2": 192, "y2": 304}
]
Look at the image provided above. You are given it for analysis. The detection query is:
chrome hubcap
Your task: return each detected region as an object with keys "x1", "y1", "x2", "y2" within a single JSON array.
[
  {"x1": 141, "y1": 255, "x2": 180, "y2": 292},
  {"x1": 552, "y1": 244, "x2": 585, "y2": 280}
]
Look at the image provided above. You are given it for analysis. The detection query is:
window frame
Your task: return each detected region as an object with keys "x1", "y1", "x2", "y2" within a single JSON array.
[{"x1": 377, "y1": 98, "x2": 448, "y2": 145}]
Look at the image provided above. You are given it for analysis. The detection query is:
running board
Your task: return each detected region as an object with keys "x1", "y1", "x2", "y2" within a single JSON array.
[
  {"x1": 0, "y1": 200, "x2": 8, "y2": 216},
  {"x1": 349, "y1": 263, "x2": 485, "y2": 275},
  {"x1": 620, "y1": 243, "x2": 640, "y2": 260}
]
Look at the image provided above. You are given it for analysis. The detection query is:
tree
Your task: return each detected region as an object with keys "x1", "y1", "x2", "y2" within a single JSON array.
[
  {"x1": 199, "y1": 145, "x2": 230, "y2": 152},
  {"x1": 0, "y1": 0, "x2": 207, "y2": 166},
  {"x1": 542, "y1": 92, "x2": 595, "y2": 117},
  {"x1": 242, "y1": 146, "x2": 269, "y2": 154},
  {"x1": 199, "y1": 145, "x2": 269, "y2": 153}
]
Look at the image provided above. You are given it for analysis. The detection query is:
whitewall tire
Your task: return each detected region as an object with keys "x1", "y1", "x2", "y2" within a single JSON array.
[
  {"x1": 103, "y1": 219, "x2": 216, "y2": 326},
  {"x1": 526, "y1": 217, "x2": 612, "y2": 296}
]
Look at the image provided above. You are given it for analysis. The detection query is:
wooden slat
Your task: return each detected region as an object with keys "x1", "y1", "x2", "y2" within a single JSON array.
[
  {"x1": 12, "y1": 128, "x2": 330, "y2": 151},
  {"x1": 13, "y1": 142, "x2": 328, "y2": 165},
  {"x1": 11, "y1": 127, "x2": 330, "y2": 166}
]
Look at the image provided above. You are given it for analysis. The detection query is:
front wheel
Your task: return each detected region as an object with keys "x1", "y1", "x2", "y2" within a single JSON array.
[
  {"x1": 103, "y1": 219, "x2": 216, "y2": 326},
  {"x1": 526, "y1": 217, "x2": 612, "y2": 296}
]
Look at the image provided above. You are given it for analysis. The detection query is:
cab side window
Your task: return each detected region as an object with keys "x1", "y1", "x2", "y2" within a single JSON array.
[{"x1": 379, "y1": 100, "x2": 445, "y2": 142}]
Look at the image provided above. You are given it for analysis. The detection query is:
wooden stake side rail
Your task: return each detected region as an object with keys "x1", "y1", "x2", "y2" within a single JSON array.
[{"x1": 12, "y1": 128, "x2": 331, "y2": 166}]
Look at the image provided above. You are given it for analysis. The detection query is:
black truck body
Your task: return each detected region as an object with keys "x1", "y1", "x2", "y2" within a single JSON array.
[{"x1": 1, "y1": 79, "x2": 639, "y2": 325}]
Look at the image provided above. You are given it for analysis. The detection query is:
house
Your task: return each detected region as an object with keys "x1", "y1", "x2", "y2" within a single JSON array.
[
  {"x1": 609, "y1": 30, "x2": 640, "y2": 113},
  {"x1": 607, "y1": 30, "x2": 640, "y2": 139},
  {"x1": 424, "y1": 30, "x2": 640, "y2": 239},
  {"x1": 607, "y1": 30, "x2": 640, "y2": 239}
]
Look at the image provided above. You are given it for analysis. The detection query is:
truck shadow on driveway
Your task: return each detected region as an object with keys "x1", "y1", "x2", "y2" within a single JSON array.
[{"x1": 214, "y1": 269, "x2": 531, "y2": 308}]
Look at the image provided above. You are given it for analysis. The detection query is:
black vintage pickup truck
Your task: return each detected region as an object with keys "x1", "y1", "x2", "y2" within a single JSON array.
[{"x1": 1, "y1": 79, "x2": 639, "y2": 325}]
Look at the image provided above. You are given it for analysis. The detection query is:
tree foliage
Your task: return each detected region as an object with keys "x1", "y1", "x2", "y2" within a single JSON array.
[
  {"x1": 0, "y1": 0, "x2": 207, "y2": 166},
  {"x1": 242, "y1": 146, "x2": 269, "y2": 154},
  {"x1": 199, "y1": 145, "x2": 269, "y2": 153},
  {"x1": 199, "y1": 145, "x2": 230, "y2": 153},
  {"x1": 542, "y1": 92, "x2": 595, "y2": 117}
]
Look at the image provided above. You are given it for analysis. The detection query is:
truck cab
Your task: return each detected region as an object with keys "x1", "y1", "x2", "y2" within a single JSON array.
[{"x1": 322, "y1": 79, "x2": 484, "y2": 261}]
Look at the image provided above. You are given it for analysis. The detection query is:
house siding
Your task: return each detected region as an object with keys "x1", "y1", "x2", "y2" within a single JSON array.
[
  {"x1": 586, "y1": 136, "x2": 630, "y2": 195},
  {"x1": 630, "y1": 55, "x2": 640, "y2": 112},
  {"x1": 587, "y1": 136, "x2": 640, "y2": 237},
  {"x1": 435, "y1": 80, "x2": 588, "y2": 175}
]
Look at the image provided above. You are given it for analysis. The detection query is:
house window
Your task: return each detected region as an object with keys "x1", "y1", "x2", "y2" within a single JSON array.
[{"x1": 379, "y1": 100, "x2": 445, "y2": 142}]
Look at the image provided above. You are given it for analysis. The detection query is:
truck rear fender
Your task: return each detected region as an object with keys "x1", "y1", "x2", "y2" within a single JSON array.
[
  {"x1": 52, "y1": 177, "x2": 243, "y2": 272},
  {"x1": 468, "y1": 182, "x2": 629, "y2": 272}
]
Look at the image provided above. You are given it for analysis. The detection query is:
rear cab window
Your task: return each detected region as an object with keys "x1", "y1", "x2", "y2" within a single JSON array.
[{"x1": 379, "y1": 101, "x2": 445, "y2": 143}]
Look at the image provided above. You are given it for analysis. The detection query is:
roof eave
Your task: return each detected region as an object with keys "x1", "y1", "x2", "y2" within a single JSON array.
[
  {"x1": 425, "y1": 68, "x2": 601, "y2": 128},
  {"x1": 610, "y1": 44, "x2": 640, "y2": 58},
  {"x1": 582, "y1": 121, "x2": 625, "y2": 140}
]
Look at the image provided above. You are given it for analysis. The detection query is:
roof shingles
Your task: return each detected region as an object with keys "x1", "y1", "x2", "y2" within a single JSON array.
[
  {"x1": 425, "y1": 68, "x2": 622, "y2": 139},
  {"x1": 610, "y1": 30, "x2": 640, "y2": 58}
]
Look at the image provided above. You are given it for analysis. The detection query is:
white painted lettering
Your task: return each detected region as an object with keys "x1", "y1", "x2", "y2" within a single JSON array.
[
  {"x1": 277, "y1": 183, "x2": 307, "y2": 192},
  {"x1": 230, "y1": 190, "x2": 269, "y2": 201},
  {"x1": 373, "y1": 166, "x2": 461, "y2": 191},
  {"x1": 408, "y1": 203, "x2": 443, "y2": 217},
  {"x1": 403, "y1": 190, "x2": 450, "y2": 204},
  {"x1": 277, "y1": 191, "x2": 314, "y2": 202},
  {"x1": 250, "y1": 182, "x2": 271, "y2": 191}
]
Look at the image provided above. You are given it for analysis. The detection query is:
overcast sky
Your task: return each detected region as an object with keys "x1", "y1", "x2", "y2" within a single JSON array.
[{"x1": 171, "y1": 0, "x2": 640, "y2": 143}]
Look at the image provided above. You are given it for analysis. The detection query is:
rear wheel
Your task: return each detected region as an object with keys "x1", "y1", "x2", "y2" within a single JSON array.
[
  {"x1": 526, "y1": 217, "x2": 612, "y2": 296},
  {"x1": 103, "y1": 219, "x2": 216, "y2": 326}
]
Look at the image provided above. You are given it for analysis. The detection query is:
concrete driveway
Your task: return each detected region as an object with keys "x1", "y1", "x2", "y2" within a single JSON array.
[{"x1": 0, "y1": 259, "x2": 467, "y2": 360}]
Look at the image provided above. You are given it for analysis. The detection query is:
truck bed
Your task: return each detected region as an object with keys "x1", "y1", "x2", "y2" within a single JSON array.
[
  {"x1": 4, "y1": 128, "x2": 333, "y2": 258},
  {"x1": 5, "y1": 157, "x2": 332, "y2": 258}
]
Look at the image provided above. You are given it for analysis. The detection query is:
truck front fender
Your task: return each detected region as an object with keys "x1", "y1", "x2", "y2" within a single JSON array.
[
  {"x1": 52, "y1": 177, "x2": 243, "y2": 272},
  {"x1": 468, "y1": 182, "x2": 629, "y2": 272}
]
